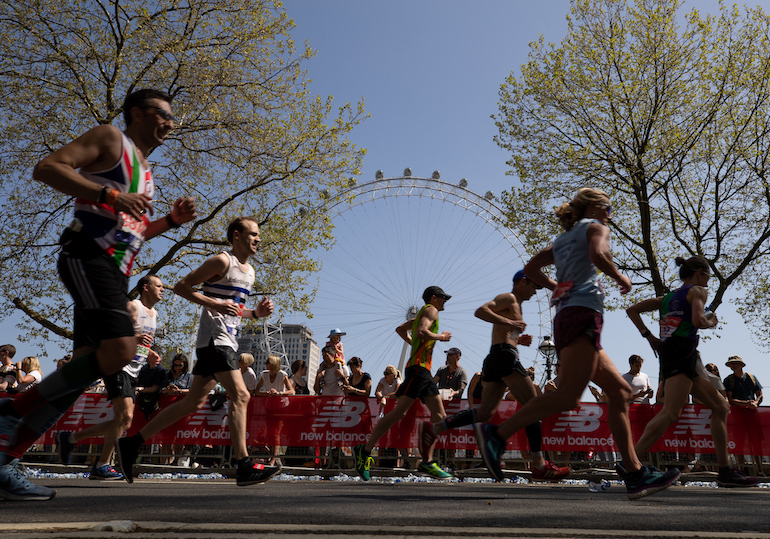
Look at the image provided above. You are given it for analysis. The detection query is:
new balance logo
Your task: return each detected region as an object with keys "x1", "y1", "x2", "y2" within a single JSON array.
[
  {"x1": 673, "y1": 407, "x2": 711, "y2": 436},
  {"x1": 312, "y1": 401, "x2": 366, "y2": 428},
  {"x1": 187, "y1": 402, "x2": 230, "y2": 426},
  {"x1": 553, "y1": 404, "x2": 603, "y2": 433},
  {"x1": 63, "y1": 395, "x2": 114, "y2": 425}
]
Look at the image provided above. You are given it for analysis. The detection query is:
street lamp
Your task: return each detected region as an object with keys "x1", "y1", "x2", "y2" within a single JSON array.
[{"x1": 539, "y1": 335, "x2": 556, "y2": 381}]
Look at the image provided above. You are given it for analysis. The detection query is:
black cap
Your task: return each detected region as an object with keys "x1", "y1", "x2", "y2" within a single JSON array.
[{"x1": 423, "y1": 285, "x2": 451, "y2": 304}]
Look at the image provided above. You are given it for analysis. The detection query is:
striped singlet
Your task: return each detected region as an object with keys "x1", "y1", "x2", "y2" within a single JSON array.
[{"x1": 73, "y1": 132, "x2": 154, "y2": 276}]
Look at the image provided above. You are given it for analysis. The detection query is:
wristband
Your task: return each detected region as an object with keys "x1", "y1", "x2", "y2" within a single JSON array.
[
  {"x1": 166, "y1": 214, "x2": 180, "y2": 229},
  {"x1": 641, "y1": 329, "x2": 651, "y2": 338},
  {"x1": 97, "y1": 186, "x2": 109, "y2": 204},
  {"x1": 106, "y1": 188, "x2": 118, "y2": 207}
]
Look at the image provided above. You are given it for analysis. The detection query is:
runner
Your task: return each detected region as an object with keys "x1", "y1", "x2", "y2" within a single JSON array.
[
  {"x1": 353, "y1": 286, "x2": 454, "y2": 481},
  {"x1": 626, "y1": 255, "x2": 757, "y2": 488},
  {"x1": 0, "y1": 89, "x2": 197, "y2": 501},
  {"x1": 55, "y1": 274, "x2": 164, "y2": 480},
  {"x1": 423, "y1": 271, "x2": 570, "y2": 481},
  {"x1": 474, "y1": 187, "x2": 681, "y2": 500},
  {"x1": 116, "y1": 216, "x2": 281, "y2": 486}
]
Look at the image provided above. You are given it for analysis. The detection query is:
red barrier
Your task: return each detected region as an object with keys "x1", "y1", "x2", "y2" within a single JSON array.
[{"x1": 35, "y1": 394, "x2": 770, "y2": 455}]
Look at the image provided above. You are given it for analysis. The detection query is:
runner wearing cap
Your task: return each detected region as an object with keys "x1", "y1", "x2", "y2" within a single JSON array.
[
  {"x1": 424, "y1": 271, "x2": 570, "y2": 481},
  {"x1": 353, "y1": 285, "x2": 453, "y2": 481}
]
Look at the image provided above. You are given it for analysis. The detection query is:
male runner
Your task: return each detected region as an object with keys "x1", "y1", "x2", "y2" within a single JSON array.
[
  {"x1": 0, "y1": 89, "x2": 197, "y2": 501},
  {"x1": 116, "y1": 217, "x2": 281, "y2": 486},
  {"x1": 56, "y1": 274, "x2": 164, "y2": 479},
  {"x1": 422, "y1": 271, "x2": 571, "y2": 481},
  {"x1": 353, "y1": 286, "x2": 454, "y2": 481}
]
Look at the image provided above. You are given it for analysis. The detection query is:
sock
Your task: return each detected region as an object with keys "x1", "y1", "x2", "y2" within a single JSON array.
[
  {"x1": 96, "y1": 461, "x2": 108, "y2": 468},
  {"x1": 444, "y1": 409, "x2": 476, "y2": 430},
  {"x1": 524, "y1": 421, "x2": 542, "y2": 453},
  {"x1": 11, "y1": 352, "x2": 101, "y2": 417}
]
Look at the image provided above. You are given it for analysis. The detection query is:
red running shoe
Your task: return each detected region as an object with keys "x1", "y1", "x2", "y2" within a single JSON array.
[
  {"x1": 418, "y1": 420, "x2": 437, "y2": 461},
  {"x1": 531, "y1": 460, "x2": 571, "y2": 481}
]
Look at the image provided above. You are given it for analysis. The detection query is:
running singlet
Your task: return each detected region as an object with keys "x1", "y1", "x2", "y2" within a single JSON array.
[
  {"x1": 406, "y1": 304, "x2": 438, "y2": 371},
  {"x1": 196, "y1": 251, "x2": 255, "y2": 351},
  {"x1": 73, "y1": 132, "x2": 154, "y2": 276},
  {"x1": 551, "y1": 218, "x2": 605, "y2": 314},
  {"x1": 659, "y1": 285, "x2": 697, "y2": 342},
  {"x1": 123, "y1": 298, "x2": 157, "y2": 378}
]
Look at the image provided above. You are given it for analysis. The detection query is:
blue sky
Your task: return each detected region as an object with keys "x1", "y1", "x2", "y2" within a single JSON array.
[{"x1": 4, "y1": 0, "x2": 765, "y2": 400}]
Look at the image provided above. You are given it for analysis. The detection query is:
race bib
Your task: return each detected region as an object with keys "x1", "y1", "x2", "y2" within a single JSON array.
[{"x1": 659, "y1": 316, "x2": 681, "y2": 340}]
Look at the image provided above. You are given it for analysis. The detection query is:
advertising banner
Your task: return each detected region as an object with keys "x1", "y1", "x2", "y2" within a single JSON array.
[{"x1": 34, "y1": 394, "x2": 770, "y2": 455}]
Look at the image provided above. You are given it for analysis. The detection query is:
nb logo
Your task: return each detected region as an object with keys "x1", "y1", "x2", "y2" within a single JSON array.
[
  {"x1": 312, "y1": 401, "x2": 366, "y2": 428},
  {"x1": 553, "y1": 404, "x2": 603, "y2": 433},
  {"x1": 64, "y1": 395, "x2": 114, "y2": 425},
  {"x1": 673, "y1": 407, "x2": 711, "y2": 436},
  {"x1": 188, "y1": 402, "x2": 230, "y2": 426}
]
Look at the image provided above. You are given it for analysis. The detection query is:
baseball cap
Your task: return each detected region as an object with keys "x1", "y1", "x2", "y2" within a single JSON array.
[
  {"x1": 513, "y1": 269, "x2": 543, "y2": 289},
  {"x1": 444, "y1": 347, "x2": 462, "y2": 356},
  {"x1": 423, "y1": 286, "x2": 451, "y2": 303}
]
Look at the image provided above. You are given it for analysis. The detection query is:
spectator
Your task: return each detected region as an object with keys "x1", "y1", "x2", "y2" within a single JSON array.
[
  {"x1": 0, "y1": 345, "x2": 17, "y2": 392},
  {"x1": 724, "y1": 356, "x2": 763, "y2": 409},
  {"x1": 136, "y1": 350, "x2": 168, "y2": 420},
  {"x1": 344, "y1": 357, "x2": 371, "y2": 397},
  {"x1": 163, "y1": 353, "x2": 193, "y2": 396},
  {"x1": 56, "y1": 355, "x2": 72, "y2": 370},
  {"x1": 434, "y1": 347, "x2": 468, "y2": 400},
  {"x1": 160, "y1": 353, "x2": 193, "y2": 465},
  {"x1": 0, "y1": 344, "x2": 17, "y2": 373},
  {"x1": 621, "y1": 355, "x2": 654, "y2": 404},
  {"x1": 254, "y1": 355, "x2": 294, "y2": 466},
  {"x1": 314, "y1": 346, "x2": 350, "y2": 396},
  {"x1": 255, "y1": 355, "x2": 294, "y2": 397},
  {"x1": 704, "y1": 363, "x2": 728, "y2": 401},
  {"x1": 326, "y1": 328, "x2": 346, "y2": 365},
  {"x1": 290, "y1": 360, "x2": 309, "y2": 395},
  {"x1": 13, "y1": 357, "x2": 43, "y2": 393},
  {"x1": 374, "y1": 366, "x2": 401, "y2": 406},
  {"x1": 238, "y1": 353, "x2": 258, "y2": 395}
]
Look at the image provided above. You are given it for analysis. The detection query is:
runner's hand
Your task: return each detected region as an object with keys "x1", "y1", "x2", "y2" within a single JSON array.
[
  {"x1": 115, "y1": 192, "x2": 153, "y2": 220},
  {"x1": 169, "y1": 196, "x2": 197, "y2": 225}
]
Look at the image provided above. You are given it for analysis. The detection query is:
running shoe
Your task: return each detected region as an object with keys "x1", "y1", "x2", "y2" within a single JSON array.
[
  {"x1": 717, "y1": 467, "x2": 759, "y2": 488},
  {"x1": 236, "y1": 459, "x2": 282, "y2": 486},
  {"x1": 89, "y1": 464, "x2": 124, "y2": 481},
  {"x1": 0, "y1": 398, "x2": 20, "y2": 465},
  {"x1": 352, "y1": 444, "x2": 373, "y2": 481},
  {"x1": 56, "y1": 431, "x2": 76, "y2": 465},
  {"x1": 418, "y1": 420, "x2": 437, "y2": 462},
  {"x1": 417, "y1": 461, "x2": 453, "y2": 480},
  {"x1": 115, "y1": 435, "x2": 142, "y2": 484},
  {"x1": 624, "y1": 464, "x2": 680, "y2": 500},
  {"x1": 531, "y1": 460, "x2": 571, "y2": 481},
  {"x1": 0, "y1": 459, "x2": 56, "y2": 501},
  {"x1": 475, "y1": 422, "x2": 505, "y2": 482}
]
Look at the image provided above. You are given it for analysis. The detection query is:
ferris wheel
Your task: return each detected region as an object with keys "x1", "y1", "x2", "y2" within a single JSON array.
[{"x1": 295, "y1": 170, "x2": 554, "y2": 387}]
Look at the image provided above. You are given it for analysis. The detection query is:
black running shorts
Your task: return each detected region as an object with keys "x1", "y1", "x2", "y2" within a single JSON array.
[
  {"x1": 104, "y1": 370, "x2": 138, "y2": 401},
  {"x1": 193, "y1": 342, "x2": 239, "y2": 378},
  {"x1": 482, "y1": 343, "x2": 528, "y2": 384},
  {"x1": 395, "y1": 365, "x2": 439, "y2": 403},
  {"x1": 57, "y1": 228, "x2": 134, "y2": 350}
]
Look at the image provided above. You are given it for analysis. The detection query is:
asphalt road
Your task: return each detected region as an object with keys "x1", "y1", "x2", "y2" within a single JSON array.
[{"x1": 2, "y1": 473, "x2": 770, "y2": 538}]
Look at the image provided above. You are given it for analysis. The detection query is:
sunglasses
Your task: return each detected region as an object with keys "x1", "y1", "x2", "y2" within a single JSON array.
[
  {"x1": 595, "y1": 202, "x2": 612, "y2": 215},
  {"x1": 144, "y1": 105, "x2": 176, "y2": 123}
]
